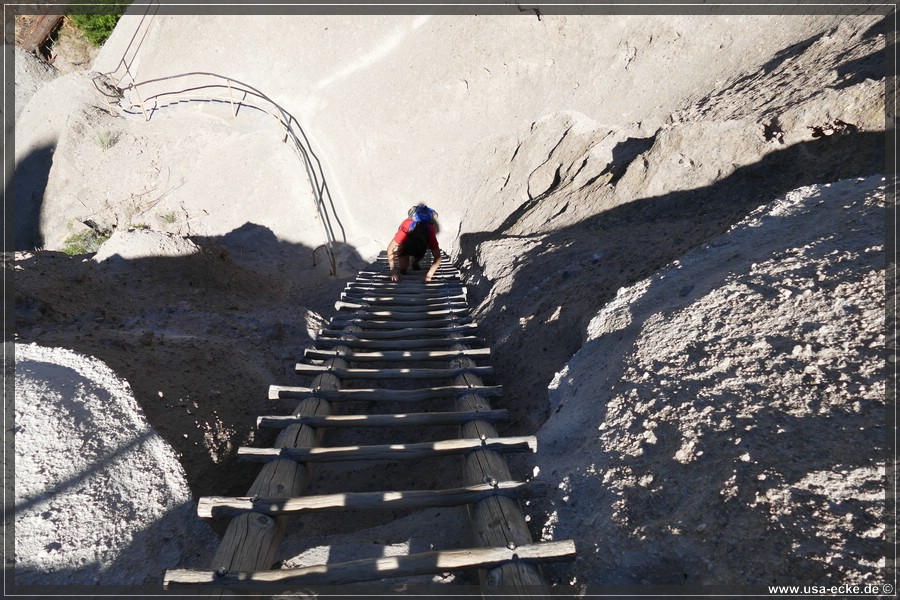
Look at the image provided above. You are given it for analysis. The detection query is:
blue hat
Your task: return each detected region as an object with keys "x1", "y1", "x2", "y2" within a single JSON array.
[{"x1": 409, "y1": 204, "x2": 433, "y2": 230}]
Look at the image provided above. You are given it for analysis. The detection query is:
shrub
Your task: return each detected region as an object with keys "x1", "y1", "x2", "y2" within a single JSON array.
[
  {"x1": 62, "y1": 229, "x2": 111, "y2": 255},
  {"x1": 67, "y1": 1, "x2": 130, "y2": 47},
  {"x1": 96, "y1": 129, "x2": 120, "y2": 150}
]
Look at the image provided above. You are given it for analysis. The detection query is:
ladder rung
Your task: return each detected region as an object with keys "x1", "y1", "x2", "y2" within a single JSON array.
[
  {"x1": 237, "y1": 435, "x2": 537, "y2": 463},
  {"x1": 344, "y1": 284, "x2": 465, "y2": 296},
  {"x1": 351, "y1": 281, "x2": 460, "y2": 291},
  {"x1": 367, "y1": 262, "x2": 456, "y2": 270},
  {"x1": 335, "y1": 300, "x2": 469, "y2": 312},
  {"x1": 344, "y1": 283, "x2": 464, "y2": 294},
  {"x1": 317, "y1": 325, "x2": 477, "y2": 340},
  {"x1": 355, "y1": 274, "x2": 458, "y2": 284},
  {"x1": 344, "y1": 286, "x2": 463, "y2": 296},
  {"x1": 330, "y1": 307, "x2": 470, "y2": 320},
  {"x1": 294, "y1": 364, "x2": 493, "y2": 379},
  {"x1": 197, "y1": 479, "x2": 547, "y2": 518},
  {"x1": 303, "y1": 348, "x2": 491, "y2": 362},
  {"x1": 311, "y1": 336, "x2": 484, "y2": 351},
  {"x1": 256, "y1": 409, "x2": 509, "y2": 429},
  {"x1": 327, "y1": 316, "x2": 473, "y2": 329},
  {"x1": 268, "y1": 383, "x2": 502, "y2": 401},
  {"x1": 341, "y1": 293, "x2": 467, "y2": 305},
  {"x1": 164, "y1": 539, "x2": 575, "y2": 588}
]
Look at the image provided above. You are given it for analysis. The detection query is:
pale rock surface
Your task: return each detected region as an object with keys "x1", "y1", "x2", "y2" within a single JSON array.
[
  {"x1": 533, "y1": 175, "x2": 886, "y2": 586},
  {"x1": 21, "y1": 11, "x2": 859, "y2": 256},
  {"x1": 14, "y1": 343, "x2": 217, "y2": 585},
  {"x1": 13, "y1": 71, "x2": 101, "y2": 250},
  {"x1": 93, "y1": 229, "x2": 200, "y2": 263},
  {"x1": 458, "y1": 11, "x2": 885, "y2": 439},
  {"x1": 13, "y1": 47, "x2": 58, "y2": 121}
]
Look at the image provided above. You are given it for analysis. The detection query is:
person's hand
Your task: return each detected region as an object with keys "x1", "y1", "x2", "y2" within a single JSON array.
[{"x1": 391, "y1": 269, "x2": 401, "y2": 282}]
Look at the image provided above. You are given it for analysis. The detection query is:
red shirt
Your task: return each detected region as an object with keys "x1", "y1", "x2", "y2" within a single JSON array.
[{"x1": 393, "y1": 218, "x2": 440, "y2": 254}]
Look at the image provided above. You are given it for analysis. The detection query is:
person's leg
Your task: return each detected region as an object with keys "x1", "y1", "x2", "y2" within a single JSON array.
[
  {"x1": 412, "y1": 251, "x2": 425, "y2": 270},
  {"x1": 398, "y1": 254, "x2": 410, "y2": 275}
]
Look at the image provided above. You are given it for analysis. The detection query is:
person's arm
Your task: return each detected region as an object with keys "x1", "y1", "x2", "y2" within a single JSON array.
[
  {"x1": 387, "y1": 238, "x2": 401, "y2": 282},
  {"x1": 425, "y1": 249, "x2": 441, "y2": 283},
  {"x1": 423, "y1": 225, "x2": 441, "y2": 282}
]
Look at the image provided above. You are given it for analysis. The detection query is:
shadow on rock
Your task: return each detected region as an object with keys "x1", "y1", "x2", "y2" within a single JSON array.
[
  {"x1": 459, "y1": 128, "x2": 885, "y2": 434},
  {"x1": 14, "y1": 223, "x2": 359, "y2": 505},
  {"x1": 12, "y1": 143, "x2": 54, "y2": 250}
]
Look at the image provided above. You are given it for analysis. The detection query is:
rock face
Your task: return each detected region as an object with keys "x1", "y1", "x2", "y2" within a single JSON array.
[
  {"x1": 14, "y1": 81, "x2": 324, "y2": 254},
  {"x1": 14, "y1": 344, "x2": 218, "y2": 585},
  {"x1": 451, "y1": 15, "x2": 888, "y2": 587},
  {"x1": 93, "y1": 229, "x2": 201, "y2": 263},
  {"x1": 11, "y1": 9, "x2": 890, "y2": 592},
  {"x1": 457, "y1": 14, "x2": 886, "y2": 435},
  {"x1": 13, "y1": 47, "x2": 58, "y2": 121},
  {"x1": 533, "y1": 175, "x2": 886, "y2": 586},
  {"x1": 25, "y1": 11, "x2": 863, "y2": 254}
]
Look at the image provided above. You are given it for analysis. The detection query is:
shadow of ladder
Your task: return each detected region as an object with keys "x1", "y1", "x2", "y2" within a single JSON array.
[{"x1": 163, "y1": 251, "x2": 575, "y2": 594}]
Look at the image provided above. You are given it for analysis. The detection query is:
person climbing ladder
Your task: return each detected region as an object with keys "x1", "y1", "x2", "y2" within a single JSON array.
[{"x1": 386, "y1": 204, "x2": 442, "y2": 283}]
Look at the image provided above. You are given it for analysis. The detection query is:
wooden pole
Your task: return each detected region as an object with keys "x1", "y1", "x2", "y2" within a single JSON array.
[
  {"x1": 208, "y1": 327, "x2": 358, "y2": 574},
  {"x1": 317, "y1": 324, "x2": 478, "y2": 340},
  {"x1": 327, "y1": 316, "x2": 473, "y2": 329},
  {"x1": 303, "y1": 347, "x2": 491, "y2": 362},
  {"x1": 236, "y1": 435, "x2": 537, "y2": 464},
  {"x1": 256, "y1": 409, "x2": 509, "y2": 429},
  {"x1": 19, "y1": 12, "x2": 68, "y2": 54},
  {"x1": 268, "y1": 383, "x2": 502, "y2": 402},
  {"x1": 166, "y1": 540, "x2": 576, "y2": 588},
  {"x1": 311, "y1": 335, "x2": 484, "y2": 350},
  {"x1": 335, "y1": 300, "x2": 469, "y2": 312},
  {"x1": 330, "y1": 306, "x2": 470, "y2": 320},
  {"x1": 198, "y1": 480, "x2": 549, "y2": 518},
  {"x1": 451, "y1": 344, "x2": 550, "y2": 593},
  {"x1": 294, "y1": 363, "x2": 493, "y2": 379}
]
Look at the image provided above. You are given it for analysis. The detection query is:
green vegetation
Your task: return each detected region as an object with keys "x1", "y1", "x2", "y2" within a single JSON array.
[
  {"x1": 67, "y1": 1, "x2": 130, "y2": 47},
  {"x1": 96, "y1": 129, "x2": 119, "y2": 150},
  {"x1": 161, "y1": 212, "x2": 178, "y2": 224},
  {"x1": 62, "y1": 228, "x2": 111, "y2": 255}
]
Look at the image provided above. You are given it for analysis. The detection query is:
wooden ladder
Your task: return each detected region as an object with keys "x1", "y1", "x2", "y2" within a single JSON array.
[{"x1": 164, "y1": 252, "x2": 575, "y2": 594}]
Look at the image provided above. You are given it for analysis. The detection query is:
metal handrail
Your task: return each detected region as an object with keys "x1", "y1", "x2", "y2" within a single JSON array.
[{"x1": 95, "y1": 1, "x2": 344, "y2": 275}]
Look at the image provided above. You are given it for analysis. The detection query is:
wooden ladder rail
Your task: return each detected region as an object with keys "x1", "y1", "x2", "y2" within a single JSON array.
[
  {"x1": 452, "y1": 335, "x2": 549, "y2": 594},
  {"x1": 207, "y1": 326, "x2": 359, "y2": 574},
  {"x1": 367, "y1": 253, "x2": 551, "y2": 592},
  {"x1": 165, "y1": 253, "x2": 574, "y2": 592}
]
